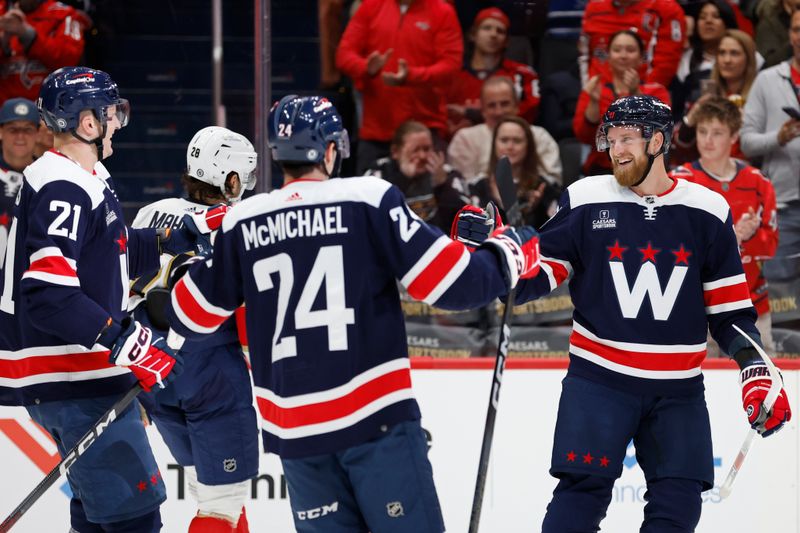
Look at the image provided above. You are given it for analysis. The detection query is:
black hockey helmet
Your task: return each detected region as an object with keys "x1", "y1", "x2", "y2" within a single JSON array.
[{"x1": 596, "y1": 95, "x2": 673, "y2": 153}]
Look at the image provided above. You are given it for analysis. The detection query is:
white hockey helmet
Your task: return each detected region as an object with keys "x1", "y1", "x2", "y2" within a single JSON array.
[{"x1": 186, "y1": 126, "x2": 258, "y2": 201}]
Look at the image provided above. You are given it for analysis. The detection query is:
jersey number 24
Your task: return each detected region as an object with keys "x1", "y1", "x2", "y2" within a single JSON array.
[{"x1": 253, "y1": 245, "x2": 355, "y2": 363}]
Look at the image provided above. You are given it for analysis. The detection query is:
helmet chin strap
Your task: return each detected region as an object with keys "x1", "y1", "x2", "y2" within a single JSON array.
[
  {"x1": 632, "y1": 137, "x2": 664, "y2": 188},
  {"x1": 70, "y1": 122, "x2": 108, "y2": 161}
]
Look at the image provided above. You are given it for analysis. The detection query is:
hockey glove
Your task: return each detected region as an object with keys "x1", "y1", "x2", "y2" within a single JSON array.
[
  {"x1": 736, "y1": 348, "x2": 792, "y2": 437},
  {"x1": 450, "y1": 202, "x2": 503, "y2": 251},
  {"x1": 98, "y1": 317, "x2": 183, "y2": 392},
  {"x1": 478, "y1": 225, "x2": 540, "y2": 290}
]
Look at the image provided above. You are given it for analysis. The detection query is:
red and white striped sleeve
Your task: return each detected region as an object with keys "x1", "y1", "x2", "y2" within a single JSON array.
[
  {"x1": 22, "y1": 247, "x2": 79, "y2": 287},
  {"x1": 703, "y1": 274, "x2": 752, "y2": 315},
  {"x1": 170, "y1": 271, "x2": 235, "y2": 334}
]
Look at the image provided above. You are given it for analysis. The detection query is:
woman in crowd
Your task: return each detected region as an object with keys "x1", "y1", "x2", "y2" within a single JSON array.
[
  {"x1": 672, "y1": 29, "x2": 759, "y2": 165},
  {"x1": 572, "y1": 29, "x2": 670, "y2": 176},
  {"x1": 672, "y1": 0, "x2": 739, "y2": 120},
  {"x1": 471, "y1": 115, "x2": 560, "y2": 228}
]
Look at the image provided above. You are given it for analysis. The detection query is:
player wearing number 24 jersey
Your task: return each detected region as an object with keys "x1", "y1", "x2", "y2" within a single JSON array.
[{"x1": 168, "y1": 94, "x2": 540, "y2": 532}]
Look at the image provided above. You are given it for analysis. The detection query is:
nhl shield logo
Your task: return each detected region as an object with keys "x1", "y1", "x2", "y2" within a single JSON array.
[
  {"x1": 223, "y1": 458, "x2": 237, "y2": 473},
  {"x1": 386, "y1": 501, "x2": 404, "y2": 518}
]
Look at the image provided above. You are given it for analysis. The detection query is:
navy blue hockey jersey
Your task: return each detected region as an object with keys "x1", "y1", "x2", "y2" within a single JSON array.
[
  {"x1": 168, "y1": 176, "x2": 509, "y2": 458},
  {"x1": 0, "y1": 150, "x2": 159, "y2": 405},
  {"x1": 516, "y1": 175, "x2": 759, "y2": 395}
]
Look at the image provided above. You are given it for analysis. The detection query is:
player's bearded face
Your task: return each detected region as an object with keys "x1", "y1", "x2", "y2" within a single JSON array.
[
  {"x1": 612, "y1": 150, "x2": 650, "y2": 187},
  {"x1": 607, "y1": 127, "x2": 650, "y2": 187}
]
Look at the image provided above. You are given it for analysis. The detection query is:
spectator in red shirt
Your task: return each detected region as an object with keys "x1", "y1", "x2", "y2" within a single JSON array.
[
  {"x1": 671, "y1": 97, "x2": 778, "y2": 354},
  {"x1": 579, "y1": 0, "x2": 685, "y2": 87},
  {"x1": 0, "y1": 0, "x2": 89, "y2": 103},
  {"x1": 336, "y1": 0, "x2": 463, "y2": 174},
  {"x1": 574, "y1": 29, "x2": 671, "y2": 175},
  {"x1": 445, "y1": 7, "x2": 540, "y2": 135}
]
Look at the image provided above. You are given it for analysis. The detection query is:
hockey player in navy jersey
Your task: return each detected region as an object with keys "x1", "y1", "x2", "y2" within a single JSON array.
[
  {"x1": 130, "y1": 126, "x2": 258, "y2": 532},
  {"x1": 0, "y1": 67, "x2": 182, "y2": 531},
  {"x1": 454, "y1": 95, "x2": 792, "y2": 532},
  {"x1": 166, "y1": 94, "x2": 540, "y2": 533}
]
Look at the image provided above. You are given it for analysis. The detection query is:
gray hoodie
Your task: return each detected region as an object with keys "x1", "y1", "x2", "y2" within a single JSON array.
[{"x1": 740, "y1": 60, "x2": 800, "y2": 206}]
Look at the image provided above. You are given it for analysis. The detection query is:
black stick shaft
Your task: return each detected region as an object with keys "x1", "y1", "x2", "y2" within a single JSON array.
[
  {"x1": 468, "y1": 289, "x2": 516, "y2": 533},
  {"x1": 0, "y1": 383, "x2": 142, "y2": 533}
]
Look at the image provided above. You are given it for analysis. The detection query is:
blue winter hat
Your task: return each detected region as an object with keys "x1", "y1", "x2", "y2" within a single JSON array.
[{"x1": 0, "y1": 98, "x2": 39, "y2": 125}]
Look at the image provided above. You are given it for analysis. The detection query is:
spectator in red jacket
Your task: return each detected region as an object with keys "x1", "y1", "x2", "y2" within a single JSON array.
[
  {"x1": 445, "y1": 7, "x2": 540, "y2": 135},
  {"x1": 579, "y1": 0, "x2": 686, "y2": 87},
  {"x1": 670, "y1": 97, "x2": 778, "y2": 354},
  {"x1": 574, "y1": 29, "x2": 671, "y2": 175},
  {"x1": 0, "y1": 0, "x2": 89, "y2": 103},
  {"x1": 336, "y1": 0, "x2": 463, "y2": 174}
]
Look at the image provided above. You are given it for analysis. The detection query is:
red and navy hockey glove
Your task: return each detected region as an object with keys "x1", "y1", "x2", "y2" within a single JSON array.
[
  {"x1": 451, "y1": 202, "x2": 503, "y2": 251},
  {"x1": 737, "y1": 349, "x2": 792, "y2": 437},
  {"x1": 479, "y1": 225, "x2": 540, "y2": 290},
  {"x1": 98, "y1": 317, "x2": 184, "y2": 392}
]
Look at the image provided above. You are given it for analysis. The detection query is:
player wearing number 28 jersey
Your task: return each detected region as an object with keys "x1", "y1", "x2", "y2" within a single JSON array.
[{"x1": 167, "y1": 95, "x2": 541, "y2": 532}]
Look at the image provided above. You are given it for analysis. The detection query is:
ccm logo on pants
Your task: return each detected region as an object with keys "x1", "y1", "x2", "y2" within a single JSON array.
[{"x1": 297, "y1": 501, "x2": 339, "y2": 520}]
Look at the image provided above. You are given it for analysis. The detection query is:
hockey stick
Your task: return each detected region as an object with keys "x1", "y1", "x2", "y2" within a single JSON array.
[
  {"x1": 0, "y1": 383, "x2": 143, "y2": 532},
  {"x1": 718, "y1": 325, "x2": 782, "y2": 500},
  {"x1": 468, "y1": 156, "x2": 518, "y2": 533}
]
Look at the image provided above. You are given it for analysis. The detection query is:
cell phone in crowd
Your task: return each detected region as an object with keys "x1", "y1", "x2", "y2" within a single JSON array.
[{"x1": 782, "y1": 106, "x2": 800, "y2": 120}]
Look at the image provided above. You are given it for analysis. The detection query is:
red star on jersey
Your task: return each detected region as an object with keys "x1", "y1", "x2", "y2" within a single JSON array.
[
  {"x1": 150, "y1": 474, "x2": 159, "y2": 486},
  {"x1": 671, "y1": 244, "x2": 692, "y2": 265},
  {"x1": 600, "y1": 456, "x2": 610, "y2": 467},
  {"x1": 607, "y1": 240, "x2": 627, "y2": 261},
  {"x1": 0, "y1": 212, "x2": 8, "y2": 227},
  {"x1": 566, "y1": 451, "x2": 577, "y2": 462},
  {"x1": 638, "y1": 242, "x2": 660, "y2": 263},
  {"x1": 137, "y1": 481, "x2": 147, "y2": 492},
  {"x1": 582, "y1": 452, "x2": 594, "y2": 464},
  {"x1": 116, "y1": 232, "x2": 127, "y2": 253}
]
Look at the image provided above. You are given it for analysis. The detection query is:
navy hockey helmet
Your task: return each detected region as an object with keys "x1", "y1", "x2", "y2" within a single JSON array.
[
  {"x1": 596, "y1": 95, "x2": 673, "y2": 153},
  {"x1": 38, "y1": 66, "x2": 130, "y2": 134},
  {"x1": 268, "y1": 94, "x2": 350, "y2": 175}
]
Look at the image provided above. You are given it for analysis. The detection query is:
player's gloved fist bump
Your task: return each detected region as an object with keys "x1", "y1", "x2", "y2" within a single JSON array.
[
  {"x1": 739, "y1": 358, "x2": 792, "y2": 437},
  {"x1": 98, "y1": 317, "x2": 183, "y2": 392},
  {"x1": 451, "y1": 201, "x2": 503, "y2": 251},
  {"x1": 479, "y1": 225, "x2": 540, "y2": 289}
]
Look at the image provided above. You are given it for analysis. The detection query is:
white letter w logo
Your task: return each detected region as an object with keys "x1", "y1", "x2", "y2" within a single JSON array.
[{"x1": 609, "y1": 262, "x2": 688, "y2": 320}]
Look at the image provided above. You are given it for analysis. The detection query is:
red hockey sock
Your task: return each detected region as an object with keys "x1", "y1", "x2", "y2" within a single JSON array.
[
  {"x1": 235, "y1": 507, "x2": 249, "y2": 533},
  {"x1": 188, "y1": 515, "x2": 236, "y2": 532}
]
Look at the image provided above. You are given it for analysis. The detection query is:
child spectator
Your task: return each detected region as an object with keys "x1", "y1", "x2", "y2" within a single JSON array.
[
  {"x1": 671, "y1": 97, "x2": 778, "y2": 354},
  {"x1": 445, "y1": 7, "x2": 540, "y2": 134},
  {"x1": 574, "y1": 29, "x2": 671, "y2": 175}
]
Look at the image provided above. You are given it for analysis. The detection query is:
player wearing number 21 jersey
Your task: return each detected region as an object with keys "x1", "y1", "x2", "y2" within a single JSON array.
[{"x1": 168, "y1": 94, "x2": 540, "y2": 532}]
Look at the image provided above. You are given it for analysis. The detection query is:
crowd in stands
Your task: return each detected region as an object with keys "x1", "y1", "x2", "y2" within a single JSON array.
[
  {"x1": 0, "y1": 0, "x2": 84, "y2": 266},
  {"x1": 323, "y1": 0, "x2": 800, "y2": 357}
]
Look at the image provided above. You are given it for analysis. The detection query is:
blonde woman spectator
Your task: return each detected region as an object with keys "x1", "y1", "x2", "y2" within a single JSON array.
[{"x1": 673, "y1": 29, "x2": 758, "y2": 164}]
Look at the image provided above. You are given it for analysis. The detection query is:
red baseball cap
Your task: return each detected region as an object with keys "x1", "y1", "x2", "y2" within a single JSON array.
[{"x1": 473, "y1": 7, "x2": 510, "y2": 30}]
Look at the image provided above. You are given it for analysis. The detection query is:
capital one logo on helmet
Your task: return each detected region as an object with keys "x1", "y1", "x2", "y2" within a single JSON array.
[{"x1": 65, "y1": 74, "x2": 95, "y2": 85}]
